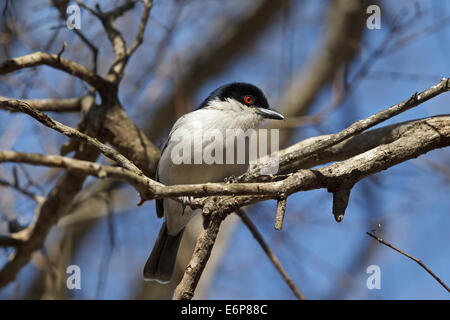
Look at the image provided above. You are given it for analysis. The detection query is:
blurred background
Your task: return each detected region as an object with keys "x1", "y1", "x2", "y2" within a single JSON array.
[{"x1": 0, "y1": 0, "x2": 449, "y2": 299}]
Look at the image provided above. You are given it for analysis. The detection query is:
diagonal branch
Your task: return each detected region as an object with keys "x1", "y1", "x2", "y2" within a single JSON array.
[
  {"x1": 236, "y1": 209, "x2": 306, "y2": 300},
  {"x1": 51, "y1": 0, "x2": 99, "y2": 72},
  {"x1": 173, "y1": 114, "x2": 450, "y2": 299},
  {"x1": 0, "y1": 235, "x2": 25, "y2": 247},
  {"x1": 0, "y1": 176, "x2": 45, "y2": 203},
  {"x1": 0, "y1": 99, "x2": 142, "y2": 174},
  {"x1": 366, "y1": 232, "x2": 450, "y2": 293},
  {"x1": 0, "y1": 95, "x2": 90, "y2": 113}
]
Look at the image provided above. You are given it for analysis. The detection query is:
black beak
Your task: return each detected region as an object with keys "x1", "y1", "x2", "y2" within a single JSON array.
[{"x1": 256, "y1": 107, "x2": 284, "y2": 120}]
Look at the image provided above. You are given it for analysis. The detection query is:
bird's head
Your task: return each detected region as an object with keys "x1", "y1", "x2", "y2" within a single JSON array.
[{"x1": 198, "y1": 82, "x2": 284, "y2": 120}]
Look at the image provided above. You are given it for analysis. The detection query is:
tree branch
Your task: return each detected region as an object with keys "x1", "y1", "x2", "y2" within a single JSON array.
[
  {"x1": 76, "y1": 0, "x2": 153, "y2": 84},
  {"x1": 367, "y1": 232, "x2": 450, "y2": 293},
  {"x1": 127, "y1": 0, "x2": 153, "y2": 57},
  {"x1": 144, "y1": 0, "x2": 287, "y2": 141},
  {"x1": 0, "y1": 99, "x2": 143, "y2": 174},
  {"x1": 1, "y1": 115, "x2": 448, "y2": 206},
  {"x1": 0, "y1": 95, "x2": 90, "y2": 113},
  {"x1": 242, "y1": 78, "x2": 450, "y2": 181},
  {"x1": 236, "y1": 209, "x2": 306, "y2": 300},
  {"x1": 0, "y1": 51, "x2": 111, "y2": 92},
  {"x1": 173, "y1": 114, "x2": 450, "y2": 299}
]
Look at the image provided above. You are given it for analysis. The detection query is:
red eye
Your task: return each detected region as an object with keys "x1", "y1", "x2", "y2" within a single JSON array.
[{"x1": 244, "y1": 96, "x2": 253, "y2": 104}]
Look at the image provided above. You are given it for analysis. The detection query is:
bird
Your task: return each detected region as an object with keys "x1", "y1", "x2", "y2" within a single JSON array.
[{"x1": 143, "y1": 82, "x2": 284, "y2": 283}]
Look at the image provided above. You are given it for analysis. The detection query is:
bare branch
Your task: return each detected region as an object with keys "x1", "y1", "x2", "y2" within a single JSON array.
[
  {"x1": 56, "y1": 41, "x2": 67, "y2": 62},
  {"x1": 0, "y1": 176, "x2": 45, "y2": 203},
  {"x1": 0, "y1": 51, "x2": 110, "y2": 92},
  {"x1": 0, "y1": 99, "x2": 143, "y2": 174},
  {"x1": 278, "y1": 0, "x2": 369, "y2": 145},
  {"x1": 0, "y1": 235, "x2": 25, "y2": 247},
  {"x1": 172, "y1": 114, "x2": 450, "y2": 299},
  {"x1": 236, "y1": 209, "x2": 306, "y2": 300},
  {"x1": 0, "y1": 150, "x2": 153, "y2": 198},
  {"x1": 1, "y1": 115, "x2": 448, "y2": 206},
  {"x1": 127, "y1": 0, "x2": 153, "y2": 57},
  {"x1": 0, "y1": 95, "x2": 90, "y2": 112},
  {"x1": 0, "y1": 1, "x2": 160, "y2": 289},
  {"x1": 366, "y1": 232, "x2": 450, "y2": 293},
  {"x1": 0, "y1": 146, "x2": 101, "y2": 287},
  {"x1": 242, "y1": 78, "x2": 450, "y2": 181}
]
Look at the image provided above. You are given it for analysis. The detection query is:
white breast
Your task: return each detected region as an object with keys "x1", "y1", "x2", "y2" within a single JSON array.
[{"x1": 158, "y1": 100, "x2": 263, "y2": 234}]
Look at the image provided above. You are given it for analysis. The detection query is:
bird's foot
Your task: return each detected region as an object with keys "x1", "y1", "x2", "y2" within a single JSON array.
[
  {"x1": 224, "y1": 175, "x2": 238, "y2": 183},
  {"x1": 181, "y1": 196, "x2": 194, "y2": 215}
]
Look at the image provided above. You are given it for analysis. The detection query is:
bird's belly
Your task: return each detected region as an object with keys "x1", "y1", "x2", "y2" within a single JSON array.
[{"x1": 160, "y1": 161, "x2": 247, "y2": 235}]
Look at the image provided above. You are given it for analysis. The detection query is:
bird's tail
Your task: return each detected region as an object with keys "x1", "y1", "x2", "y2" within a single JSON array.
[{"x1": 143, "y1": 222, "x2": 184, "y2": 283}]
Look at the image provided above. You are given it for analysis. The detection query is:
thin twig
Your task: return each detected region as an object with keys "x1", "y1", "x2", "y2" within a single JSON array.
[
  {"x1": 366, "y1": 232, "x2": 450, "y2": 293},
  {"x1": 73, "y1": 0, "x2": 100, "y2": 17},
  {"x1": 51, "y1": 1, "x2": 99, "y2": 72},
  {"x1": 173, "y1": 113, "x2": 450, "y2": 299},
  {"x1": 56, "y1": 42, "x2": 67, "y2": 62},
  {"x1": 237, "y1": 209, "x2": 306, "y2": 300}
]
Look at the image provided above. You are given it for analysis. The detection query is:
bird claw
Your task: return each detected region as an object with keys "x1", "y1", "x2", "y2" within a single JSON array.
[
  {"x1": 181, "y1": 196, "x2": 194, "y2": 215},
  {"x1": 224, "y1": 175, "x2": 237, "y2": 183}
]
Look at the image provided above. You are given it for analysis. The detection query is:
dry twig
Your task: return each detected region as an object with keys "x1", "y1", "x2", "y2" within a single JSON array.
[
  {"x1": 236, "y1": 209, "x2": 306, "y2": 300},
  {"x1": 366, "y1": 232, "x2": 450, "y2": 293}
]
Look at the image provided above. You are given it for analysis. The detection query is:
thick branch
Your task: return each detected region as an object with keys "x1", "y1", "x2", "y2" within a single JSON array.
[
  {"x1": 0, "y1": 51, "x2": 110, "y2": 92},
  {"x1": 173, "y1": 114, "x2": 450, "y2": 299},
  {"x1": 236, "y1": 209, "x2": 306, "y2": 300}
]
